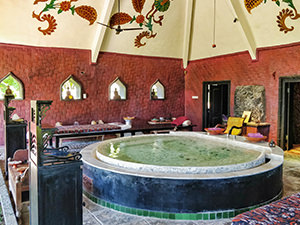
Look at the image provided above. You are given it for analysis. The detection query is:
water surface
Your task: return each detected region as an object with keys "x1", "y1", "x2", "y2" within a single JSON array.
[{"x1": 98, "y1": 136, "x2": 261, "y2": 167}]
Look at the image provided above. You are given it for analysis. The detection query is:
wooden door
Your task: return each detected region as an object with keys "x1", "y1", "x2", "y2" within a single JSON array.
[
  {"x1": 285, "y1": 82, "x2": 294, "y2": 150},
  {"x1": 203, "y1": 81, "x2": 230, "y2": 129}
]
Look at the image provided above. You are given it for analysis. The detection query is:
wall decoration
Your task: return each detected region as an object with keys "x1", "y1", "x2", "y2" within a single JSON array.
[
  {"x1": 33, "y1": 0, "x2": 97, "y2": 35},
  {"x1": 234, "y1": 85, "x2": 266, "y2": 122},
  {"x1": 245, "y1": 0, "x2": 300, "y2": 34},
  {"x1": 109, "y1": 0, "x2": 171, "y2": 48}
]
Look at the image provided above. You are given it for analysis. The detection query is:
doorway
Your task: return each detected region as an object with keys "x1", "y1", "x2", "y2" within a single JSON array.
[
  {"x1": 202, "y1": 81, "x2": 230, "y2": 130},
  {"x1": 278, "y1": 77, "x2": 300, "y2": 150}
]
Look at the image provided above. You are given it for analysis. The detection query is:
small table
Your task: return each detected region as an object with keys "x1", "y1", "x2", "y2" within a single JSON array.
[{"x1": 244, "y1": 122, "x2": 270, "y2": 141}]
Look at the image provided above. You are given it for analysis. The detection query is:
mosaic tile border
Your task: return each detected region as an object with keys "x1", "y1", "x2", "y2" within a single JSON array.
[{"x1": 83, "y1": 190, "x2": 282, "y2": 220}]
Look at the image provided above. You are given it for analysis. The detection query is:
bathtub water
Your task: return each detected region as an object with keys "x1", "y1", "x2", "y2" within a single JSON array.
[{"x1": 96, "y1": 135, "x2": 265, "y2": 174}]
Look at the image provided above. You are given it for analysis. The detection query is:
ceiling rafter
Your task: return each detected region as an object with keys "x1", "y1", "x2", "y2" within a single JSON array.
[
  {"x1": 228, "y1": 0, "x2": 257, "y2": 60},
  {"x1": 182, "y1": 0, "x2": 194, "y2": 69},
  {"x1": 91, "y1": 0, "x2": 116, "y2": 64}
]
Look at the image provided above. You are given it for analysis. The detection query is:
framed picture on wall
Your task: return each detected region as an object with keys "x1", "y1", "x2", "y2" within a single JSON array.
[{"x1": 242, "y1": 111, "x2": 252, "y2": 123}]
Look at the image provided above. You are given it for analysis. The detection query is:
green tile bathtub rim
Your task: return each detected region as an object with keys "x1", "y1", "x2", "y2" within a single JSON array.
[{"x1": 83, "y1": 190, "x2": 282, "y2": 220}]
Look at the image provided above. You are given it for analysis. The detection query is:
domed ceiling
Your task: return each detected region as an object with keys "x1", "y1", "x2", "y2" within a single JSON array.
[{"x1": 1, "y1": 0, "x2": 300, "y2": 67}]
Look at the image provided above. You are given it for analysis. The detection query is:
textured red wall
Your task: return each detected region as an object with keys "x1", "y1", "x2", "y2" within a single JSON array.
[
  {"x1": 0, "y1": 44, "x2": 185, "y2": 145},
  {"x1": 185, "y1": 43, "x2": 300, "y2": 142}
]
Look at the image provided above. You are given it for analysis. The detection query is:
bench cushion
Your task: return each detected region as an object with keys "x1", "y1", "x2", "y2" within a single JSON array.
[{"x1": 55, "y1": 124, "x2": 121, "y2": 134}]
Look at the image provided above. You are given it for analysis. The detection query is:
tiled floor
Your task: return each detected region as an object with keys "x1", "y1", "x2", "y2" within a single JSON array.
[{"x1": 2, "y1": 145, "x2": 300, "y2": 225}]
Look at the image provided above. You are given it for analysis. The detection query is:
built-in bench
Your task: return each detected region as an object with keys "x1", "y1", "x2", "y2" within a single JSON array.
[
  {"x1": 232, "y1": 192, "x2": 300, "y2": 224},
  {"x1": 52, "y1": 123, "x2": 195, "y2": 148}
]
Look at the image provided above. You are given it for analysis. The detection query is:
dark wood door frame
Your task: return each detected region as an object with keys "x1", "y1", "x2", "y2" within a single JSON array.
[
  {"x1": 202, "y1": 80, "x2": 230, "y2": 130},
  {"x1": 278, "y1": 76, "x2": 300, "y2": 150}
]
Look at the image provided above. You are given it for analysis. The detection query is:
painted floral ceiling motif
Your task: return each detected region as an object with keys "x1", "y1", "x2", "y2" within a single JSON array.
[
  {"x1": 33, "y1": 0, "x2": 97, "y2": 35},
  {"x1": 245, "y1": 0, "x2": 299, "y2": 33},
  {"x1": 109, "y1": 0, "x2": 171, "y2": 48}
]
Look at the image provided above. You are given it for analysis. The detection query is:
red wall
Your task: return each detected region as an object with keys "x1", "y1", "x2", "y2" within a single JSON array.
[
  {"x1": 185, "y1": 43, "x2": 300, "y2": 142},
  {"x1": 0, "y1": 44, "x2": 185, "y2": 145}
]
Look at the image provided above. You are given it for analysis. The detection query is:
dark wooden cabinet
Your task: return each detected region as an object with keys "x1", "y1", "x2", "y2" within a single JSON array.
[
  {"x1": 30, "y1": 162, "x2": 83, "y2": 225},
  {"x1": 4, "y1": 122, "x2": 27, "y2": 176},
  {"x1": 29, "y1": 100, "x2": 83, "y2": 225}
]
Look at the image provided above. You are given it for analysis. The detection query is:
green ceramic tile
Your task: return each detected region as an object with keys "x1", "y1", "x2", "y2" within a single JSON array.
[
  {"x1": 237, "y1": 209, "x2": 245, "y2": 215},
  {"x1": 189, "y1": 214, "x2": 197, "y2": 220},
  {"x1": 209, "y1": 213, "x2": 216, "y2": 220},
  {"x1": 112, "y1": 203, "x2": 116, "y2": 209},
  {"x1": 126, "y1": 208, "x2": 131, "y2": 213},
  {"x1": 182, "y1": 213, "x2": 190, "y2": 220},
  {"x1": 216, "y1": 212, "x2": 222, "y2": 219},
  {"x1": 143, "y1": 210, "x2": 149, "y2": 217},
  {"x1": 196, "y1": 213, "x2": 203, "y2": 220},
  {"x1": 127, "y1": 208, "x2": 133, "y2": 215},
  {"x1": 175, "y1": 213, "x2": 183, "y2": 220},
  {"x1": 162, "y1": 213, "x2": 169, "y2": 219},
  {"x1": 132, "y1": 208, "x2": 137, "y2": 215},
  {"x1": 203, "y1": 213, "x2": 209, "y2": 220},
  {"x1": 223, "y1": 212, "x2": 229, "y2": 218},
  {"x1": 154, "y1": 211, "x2": 162, "y2": 218},
  {"x1": 229, "y1": 211, "x2": 235, "y2": 218},
  {"x1": 115, "y1": 205, "x2": 120, "y2": 211},
  {"x1": 137, "y1": 209, "x2": 143, "y2": 216},
  {"x1": 169, "y1": 213, "x2": 175, "y2": 220},
  {"x1": 149, "y1": 211, "x2": 156, "y2": 218},
  {"x1": 120, "y1": 206, "x2": 126, "y2": 212}
]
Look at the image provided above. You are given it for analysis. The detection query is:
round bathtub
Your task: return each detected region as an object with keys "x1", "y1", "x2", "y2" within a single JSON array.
[{"x1": 82, "y1": 132, "x2": 283, "y2": 220}]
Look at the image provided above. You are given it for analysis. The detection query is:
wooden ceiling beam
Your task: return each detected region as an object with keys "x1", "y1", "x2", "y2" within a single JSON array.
[
  {"x1": 228, "y1": 0, "x2": 257, "y2": 60},
  {"x1": 182, "y1": 0, "x2": 194, "y2": 69},
  {"x1": 90, "y1": 0, "x2": 115, "y2": 64}
]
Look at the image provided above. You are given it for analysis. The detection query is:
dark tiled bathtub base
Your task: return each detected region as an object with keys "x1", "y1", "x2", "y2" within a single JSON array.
[{"x1": 83, "y1": 190, "x2": 282, "y2": 221}]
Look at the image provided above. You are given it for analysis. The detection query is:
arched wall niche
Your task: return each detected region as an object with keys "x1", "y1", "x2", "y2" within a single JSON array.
[
  {"x1": 60, "y1": 75, "x2": 82, "y2": 101},
  {"x1": 0, "y1": 72, "x2": 24, "y2": 100},
  {"x1": 109, "y1": 77, "x2": 127, "y2": 101},
  {"x1": 150, "y1": 79, "x2": 165, "y2": 100}
]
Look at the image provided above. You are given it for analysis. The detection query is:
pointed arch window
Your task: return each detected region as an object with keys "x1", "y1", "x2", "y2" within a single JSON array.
[
  {"x1": 0, "y1": 72, "x2": 24, "y2": 100},
  {"x1": 60, "y1": 75, "x2": 82, "y2": 101},
  {"x1": 109, "y1": 77, "x2": 127, "y2": 101},
  {"x1": 150, "y1": 80, "x2": 165, "y2": 100}
]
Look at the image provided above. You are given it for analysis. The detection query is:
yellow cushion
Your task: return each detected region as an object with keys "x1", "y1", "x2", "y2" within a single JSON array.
[{"x1": 224, "y1": 117, "x2": 244, "y2": 135}]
